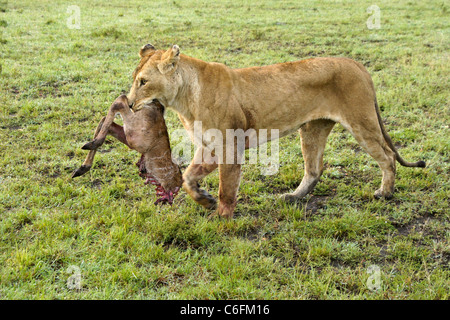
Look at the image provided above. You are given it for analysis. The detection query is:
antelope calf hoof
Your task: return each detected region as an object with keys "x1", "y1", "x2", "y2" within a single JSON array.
[
  {"x1": 82, "y1": 139, "x2": 102, "y2": 150},
  {"x1": 71, "y1": 165, "x2": 91, "y2": 178}
]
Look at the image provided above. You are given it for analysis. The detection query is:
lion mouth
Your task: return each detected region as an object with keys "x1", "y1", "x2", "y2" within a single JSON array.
[
  {"x1": 136, "y1": 155, "x2": 180, "y2": 205},
  {"x1": 134, "y1": 98, "x2": 165, "y2": 111}
]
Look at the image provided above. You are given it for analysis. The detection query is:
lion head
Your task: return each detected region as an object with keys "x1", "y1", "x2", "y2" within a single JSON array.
[{"x1": 127, "y1": 44, "x2": 182, "y2": 110}]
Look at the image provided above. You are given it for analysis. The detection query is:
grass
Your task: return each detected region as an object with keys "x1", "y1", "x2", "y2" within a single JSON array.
[{"x1": 0, "y1": 0, "x2": 449, "y2": 299}]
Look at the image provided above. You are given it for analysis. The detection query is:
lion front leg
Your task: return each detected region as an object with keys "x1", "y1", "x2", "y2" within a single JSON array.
[
  {"x1": 212, "y1": 163, "x2": 242, "y2": 219},
  {"x1": 183, "y1": 147, "x2": 218, "y2": 210}
]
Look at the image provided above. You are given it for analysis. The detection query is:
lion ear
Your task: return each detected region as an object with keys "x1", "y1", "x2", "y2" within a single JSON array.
[
  {"x1": 139, "y1": 43, "x2": 156, "y2": 58},
  {"x1": 157, "y1": 45, "x2": 180, "y2": 74}
]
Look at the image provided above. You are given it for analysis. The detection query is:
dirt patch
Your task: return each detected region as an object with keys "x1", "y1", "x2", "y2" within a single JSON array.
[
  {"x1": 440, "y1": 253, "x2": 450, "y2": 269},
  {"x1": 91, "y1": 179, "x2": 103, "y2": 190},
  {"x1": 36, "y1": 80, "x2": 73, "y2": 99},
  {"x1": 40, "y1": 166, "x2": 61, "y2": 179},
  {"x1": 334, "y1": 279, "x2": 361, "y2": 295},
  {"x1": 361, "y1": 38, "x2": 388, "y2": 43},
  {"x1": 154, "y1": 272, "x2": 185, "y2": 289},
  {"x1": 10, "y1": 86, "x2": 20, "y2": 95},
  {"x1": 392, "y1": 213, "x2": 441, "y2": 238},
  {"x1": 1, "y1": 124, "x2": 22, "y2": 130},
  {"x1": 304, "y1": 195, "x2": 330, "y2": 215},
  {"x1": 99, "y1": 147, "x2": 114, "y2": 154},
  {"x1": 351, "y1": 144, "x2": 363, "y2": 154},
  {"x1": 91, "y1": 27, "x2": 124, "y2": 39}
]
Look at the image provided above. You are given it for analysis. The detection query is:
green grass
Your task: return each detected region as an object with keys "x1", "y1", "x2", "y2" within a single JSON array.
[{"x1": 0, "y1": 0, "x2": 449, "y2": 299}]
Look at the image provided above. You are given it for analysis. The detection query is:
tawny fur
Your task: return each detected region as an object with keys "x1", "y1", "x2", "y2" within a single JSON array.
[{"x1": 126, "y1": 45, "x2": 425, "y2": 218}]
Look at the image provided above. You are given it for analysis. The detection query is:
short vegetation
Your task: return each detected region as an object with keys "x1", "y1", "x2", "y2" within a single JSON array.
[{"x1": 0, "y1": 0, "x2": 448, "y2": 299}]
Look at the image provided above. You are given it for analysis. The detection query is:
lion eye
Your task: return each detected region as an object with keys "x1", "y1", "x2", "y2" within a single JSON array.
[{"x1": 140, "y1": 79, "x2": 148, "y2": 86}]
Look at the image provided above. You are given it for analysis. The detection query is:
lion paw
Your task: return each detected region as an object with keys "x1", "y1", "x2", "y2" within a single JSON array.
[
  {"x1": 280, "y1": 193, "x2": 303, "y2": 204},
  {"x1": 183, "y1": 182, "x2": 217, "y2": 210},
  {"x1": 374, "y1": 188, "x2": 393, "y2": 200},
  {"x1": 208, "y1": 203, "x2": 234, "y2": 219},
  {"x1": 197, "y1": 191, "x2": 217, "y2": 210}
]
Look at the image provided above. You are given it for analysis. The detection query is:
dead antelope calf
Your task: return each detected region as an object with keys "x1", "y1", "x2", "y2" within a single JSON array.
[{"x1": 72, "y1": 95, "x2": 183, "y2": 204}]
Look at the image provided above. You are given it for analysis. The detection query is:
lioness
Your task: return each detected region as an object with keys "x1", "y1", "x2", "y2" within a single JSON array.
[{"x1": 127, "y1": 44, "x2": 425, "y2": 218}]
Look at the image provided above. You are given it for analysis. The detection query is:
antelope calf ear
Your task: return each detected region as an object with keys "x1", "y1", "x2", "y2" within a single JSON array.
[
  {"x1": 157, "y1": 45, "x2": 180, "y2": 74},
  {"x1": 139, "y1": 43, "x2": 156, "y2": 58},
  {"x1": 151, "y1": 99, "x2": 166, "y2": 114}
]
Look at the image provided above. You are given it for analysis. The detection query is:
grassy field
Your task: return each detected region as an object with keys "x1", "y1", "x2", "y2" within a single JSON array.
[{"x1": 0, "y1": 0, "x2": 449, "y2": 299}]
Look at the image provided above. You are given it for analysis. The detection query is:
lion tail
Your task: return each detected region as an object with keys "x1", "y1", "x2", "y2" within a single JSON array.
[{"x1": 374, "y1": 98, "x2": 426, "y2": 168}]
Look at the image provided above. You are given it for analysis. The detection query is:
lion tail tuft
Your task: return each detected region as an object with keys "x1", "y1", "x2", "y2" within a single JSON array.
[{"x1": 374, "y1": 98, "x2": 426, "y2": 168}]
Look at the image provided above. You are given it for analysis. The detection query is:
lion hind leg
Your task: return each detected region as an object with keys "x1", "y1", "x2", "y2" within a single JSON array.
[
  {"x1": 349, "y1": 123, "x2": 396, "y2": 199},
  {"x1": 281, "y1": 119, "x2": 335, "y2": 203}
]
